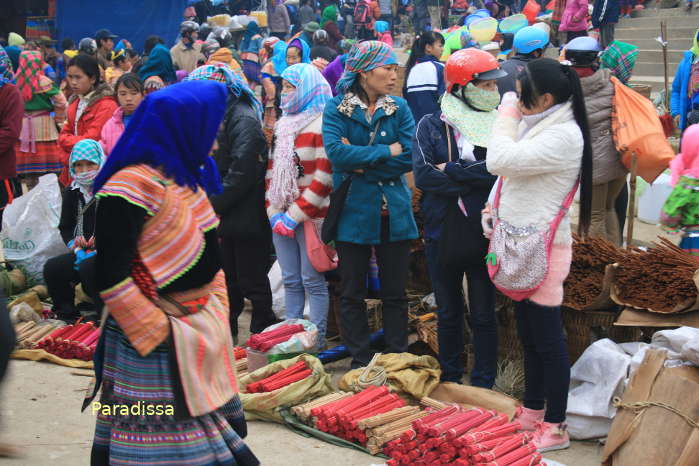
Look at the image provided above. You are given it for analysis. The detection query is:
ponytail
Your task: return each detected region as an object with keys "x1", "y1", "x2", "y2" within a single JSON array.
[
  {"x1": 561, "y1": 64, "x2": 593, "y2": 237},
  {"x1": 519, "y1": 58, "x2": 593, "y2": 237},
  {"x1": 405, "y1": 31, "x2": 445, "y2": 81}
]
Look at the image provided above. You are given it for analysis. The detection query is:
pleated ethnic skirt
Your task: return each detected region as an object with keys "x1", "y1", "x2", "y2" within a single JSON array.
[
  {"x1": 91, "y1": 319, "x2": 259, "y2": 466},
  {"x1": 15, "y1": 113, "x2": 64, "y2": 176}
]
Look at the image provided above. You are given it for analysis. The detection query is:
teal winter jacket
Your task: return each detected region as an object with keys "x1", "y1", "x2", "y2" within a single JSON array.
[{"x1": 322, "y1": 93, "x2": 418, "y2": 245}]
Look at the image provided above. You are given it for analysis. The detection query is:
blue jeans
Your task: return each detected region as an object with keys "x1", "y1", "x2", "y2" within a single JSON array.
[
  {"x1": 425, "y1": 238, "x2": 497, "y2": 387},
  {"x1": 272, "y1": 226, "x2": 329, "y2": 348}
]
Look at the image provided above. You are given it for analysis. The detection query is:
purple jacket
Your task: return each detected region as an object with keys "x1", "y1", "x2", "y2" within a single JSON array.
[{"x1": 322, "y1": 55, "x2": 346, "y2": 96}]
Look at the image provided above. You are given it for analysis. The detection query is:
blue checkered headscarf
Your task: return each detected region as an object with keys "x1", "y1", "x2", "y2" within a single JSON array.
[
  {"x1": 185, "y1": 63, "x2": 263, "y2": 120},
  {"x1": 0, "y1": 46, "x2": 15, "y2": 88},
  {"x1": 280, "y1": 63, "x2": 332, "y2": 116}
]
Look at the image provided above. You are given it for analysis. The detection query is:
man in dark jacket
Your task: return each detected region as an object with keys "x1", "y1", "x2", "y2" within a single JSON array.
[
  {"x1": 496, "y1": 26, "x2": 549, "y2": 96},
  {"x1": 592, "y1": 0, "x2": 620, "y2": 49},
  {"x1": 210, "y1": 92, "x2": 277, "y2": 341}
]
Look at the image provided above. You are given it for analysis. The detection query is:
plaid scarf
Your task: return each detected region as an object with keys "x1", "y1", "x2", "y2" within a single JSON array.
[
  {"x1": 600, "y1": 41, "x2": 639, "y2": 85},
  {"x1": 15, "y1": 50, "x2": 49, "y2": 101},
  {"x1": 336, "y1": 40, "x2": 398, "y2": 94},
  {"x1": 185, "y1": 63, "x2": 263, "y2": 120},
  {"x1": 280, "y1": 63, "x2": 332, "y2": 115},
  {"x1": 552, "y1": 0, "x2": 566, "y2": 26},
  {"x1": 0, "y1": 46, "x2": 14, "y2": 88}
]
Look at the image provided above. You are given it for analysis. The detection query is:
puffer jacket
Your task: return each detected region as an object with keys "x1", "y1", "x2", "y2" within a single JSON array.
[
  {"x1": 99, "y1": 107, "x2": 125, "y2": 156},
  {"x1": 559, "y1": 0, "x2": 588, "y2": 32},
  {"x1": 58, "y1": 83, "x2": 117, "y2": 157},
  {"x1": 580, "y1": 68, "x2": 627, "y2": 184}
]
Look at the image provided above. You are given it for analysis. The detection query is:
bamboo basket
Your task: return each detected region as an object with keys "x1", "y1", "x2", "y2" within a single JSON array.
[
  {"x1": 415, "y1": 316, "x2": 472, "y2": 370},
  {"x1": 629, "y1": 83, "x2": 652, "y2": 100},
  {"x1": 561, "y1": 307, "x2": 641, "y2": 363},
  {"x1": 366, "y1": 299, "x2": 383, "y2": 333}
]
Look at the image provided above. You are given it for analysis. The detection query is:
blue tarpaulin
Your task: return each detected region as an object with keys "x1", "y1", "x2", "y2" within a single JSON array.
[{"x1": 56, "y1": 0, "x2": 188, "y2": 53}]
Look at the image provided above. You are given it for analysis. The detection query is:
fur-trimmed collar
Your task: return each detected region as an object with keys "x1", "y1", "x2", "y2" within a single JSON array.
[
  {"x1": 337, "y1": 92, "x2": 398, "y2": 119},
  {"x1": 68, "y1": 82, "x2": 113, "y2": 107}
]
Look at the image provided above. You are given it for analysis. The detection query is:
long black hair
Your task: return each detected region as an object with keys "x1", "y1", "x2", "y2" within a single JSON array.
[
  {"x1": 114, "y1": 72, "x2": 144, "y2": 95},
  {"x1": 405, "y1": 31, "x2": 444, "y2": 81},
  {"x1": 67, "y1": 54, "x2": 102, "y2": 87},
  {"x1": 518, "y1": 57, "x2": 593, "y2": 237}
]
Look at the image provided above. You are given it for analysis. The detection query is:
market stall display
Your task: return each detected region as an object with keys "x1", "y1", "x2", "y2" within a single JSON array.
[
  {"x1": 245, "y1": 360, "x2": 312, "y2": 393},
  {"x1": 35, "y1": 321, "x2": 100, "y2": 361}
]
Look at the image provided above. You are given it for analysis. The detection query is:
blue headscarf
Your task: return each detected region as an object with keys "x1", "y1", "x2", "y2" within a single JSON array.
[
  {"x1": 272, "y1": 39, "x2": 311, "y2": 75},
  {"x1": 114, "y1": 39, "x2": 127, "y2": 53},
  {"x1": 93, "y1": 81, "x2": 227, "y2": 195},
  {"x1": 0, "y1": 46, "x2": 15, "y2": 88},
  {"x1": 138, "y1": 44, "x2": 177, "y2": 83},
  {"x1": 375, "y1": 21, "x2": 390, "y2": 34},
  {"x1": 336, "y1": 41, "x2": 397, "y2": 94},
  {"x1": 185, "y1": 63, "x2": 264, "y2": 120},
  {"x1": 240, "y1": 21, "x2": 261, "y2": 52},
  {"x1": 280, "y1": 63, "x2": 332, "y2": 115},
  {"x1": 5, "y1": 46, "x2": 20, "y2": 72}
]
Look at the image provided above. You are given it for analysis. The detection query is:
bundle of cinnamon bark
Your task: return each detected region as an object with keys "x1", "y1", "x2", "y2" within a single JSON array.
[
  {"x1": 35, "y1": 321, "x2": 100, "y2": 361},
  {"x1": 15, "y1": 321, "x2": 65, "y2": 349},
  {"x1": 614, "y1": 238, "x2": 699, "y2": 313},
  {"x1": 563, "y1": 234, "x2": 628, "y2": 310},
  {"x1": 384, "y1": 405, "x2": 543, "y2": 465},
  {"x1": 245, "y1": 324, "x2": 305, "y2": 352},
  {"x1": 244, "y1": 360, "x2": 311, "y2": 393}
]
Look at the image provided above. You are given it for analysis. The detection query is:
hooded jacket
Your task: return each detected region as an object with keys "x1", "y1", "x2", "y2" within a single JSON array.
[
  {"x1": 580, "y1": 68, "x2": 627, "y2": 184},
  {"x1": 671, "y1": 29, "x2": 699, "y2": 131},
  {"x1": 560, "y1": 0, "x2": 589, "y2": 32},
  {"x1": 58, "y1": 83, "x2": 118, "y2": 160}
]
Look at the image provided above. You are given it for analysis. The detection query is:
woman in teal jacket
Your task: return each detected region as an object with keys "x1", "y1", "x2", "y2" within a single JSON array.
[{"x1": 322, "y1": 41, "x2": 417, "y2": 368}]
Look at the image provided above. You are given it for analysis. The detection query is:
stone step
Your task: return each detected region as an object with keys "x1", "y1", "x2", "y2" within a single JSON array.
[
  {"x1": 636, "y1": 48, "x2": 687, "y2": 62},
  {"x1": 617, "y1": 13, "x2": 699, "y2": 28},
  {"x1": 634, "y1": 60, "x2": 681, "y2": 75},
  {"x1": 615, "y1": 26, "x2": 697, "y2": 40},
  {"x1": 623, "y1": 38, "x2": 693, "y2": 50},
  {"x1": 630, "y1": 75, "x2": 674, "y2": 92},
  {"x1": 633, "y1": 5, "x2": 697, "y2": 16}
]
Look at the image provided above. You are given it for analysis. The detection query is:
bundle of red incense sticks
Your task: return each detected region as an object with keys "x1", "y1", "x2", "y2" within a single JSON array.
[
  {"x1": 233, "y1": 346, "x2": 247, "y2": 360},
  {"x1": 36, "y1": 322, "x2": 100, "y2": 361},
  {"x1": 245, "y1": 360, "x2": 311, "y2": 393},
  {"x1": 383, "y1": 405, "x2": 544, "y2": 466},
  {"x1": 245, "y1": 324, "x2": 305, "y2": 352}
]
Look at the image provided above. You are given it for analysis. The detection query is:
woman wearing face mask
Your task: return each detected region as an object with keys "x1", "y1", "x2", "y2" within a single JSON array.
[
  {"x1": 267, "y1": 63, "x2": 334, "y2": 349},
  {"x1": 322, "y1": 41, "x2": 417, "y2": 368},
  {"x1": 99, "y1": 73, "x2": 144, "y2": 155},
  {"x1": 43, "y1": 139, "x2": 104, "y2": 322},
  {"x1": 58, "y1": 54, "x2": 117, "y2": 183},
  {"x1": 484, "y1": 58, "x2": 593, "y2": 452},
  {"x1": 412, "y1": 48, "x2": 504, "y2": 387}
]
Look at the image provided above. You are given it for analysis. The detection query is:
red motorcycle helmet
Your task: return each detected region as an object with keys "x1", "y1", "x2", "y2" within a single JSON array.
[{"x1": 445, "y1": 48, "x2": 508, "y2": 92}]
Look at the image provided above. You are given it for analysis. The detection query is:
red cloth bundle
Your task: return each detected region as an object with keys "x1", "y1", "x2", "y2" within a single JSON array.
[
  {"x1": 245, "y1": 361, "x2": 309, "y2": 393},
  {"x1": 245, "y1": 324, "x2": 305, "y2": 350}
]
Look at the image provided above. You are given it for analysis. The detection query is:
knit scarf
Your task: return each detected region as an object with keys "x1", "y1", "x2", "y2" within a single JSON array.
[
  {"x1": 520, "y1": 103, "x2": 565, "y2": 137},
  {"x1": 440, "y1": 90, "x2": 498, "y2": 148},
  {"x1": 268, "y1": 111, "x2": 320, "y2": 210}
]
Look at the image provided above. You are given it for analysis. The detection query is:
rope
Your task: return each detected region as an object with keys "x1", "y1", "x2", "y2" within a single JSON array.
[
  {"x1": 612, "y1": 397, "x2": 699, "y2": 429},
  {"x1": 353, "y1": 352, "x2": 388, "y2": 391}
]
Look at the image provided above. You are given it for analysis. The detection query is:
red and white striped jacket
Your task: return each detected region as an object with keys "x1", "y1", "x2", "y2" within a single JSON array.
[{"x1": 265, "y1": 115, "x2": 333, "y2": 223}]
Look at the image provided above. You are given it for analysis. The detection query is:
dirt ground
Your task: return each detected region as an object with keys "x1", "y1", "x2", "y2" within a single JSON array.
[{"x1": 0, "y1": 308, "x2": 604, "y2": 466}]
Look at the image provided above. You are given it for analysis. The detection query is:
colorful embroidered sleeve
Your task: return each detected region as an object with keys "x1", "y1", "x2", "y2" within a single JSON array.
[{"x1": 661, "y1": 176, "x2": 699, "y2": 231}]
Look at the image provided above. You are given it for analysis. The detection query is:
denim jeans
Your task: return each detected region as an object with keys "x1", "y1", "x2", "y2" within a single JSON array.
[
  {"x1": 272, "y1": 226, "x2": 329, "y2": 348},
  {"x1": 515, "y1": 299, "x2": 570, "y2": 423}
]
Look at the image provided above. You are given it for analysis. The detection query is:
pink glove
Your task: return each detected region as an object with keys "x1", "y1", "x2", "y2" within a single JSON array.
[
  {"x1": 498, "y1": 91, "x2": 521, "y2": 120},
  {"x1": 481, "y1": 205, "x2": 494, "y2": 239}
]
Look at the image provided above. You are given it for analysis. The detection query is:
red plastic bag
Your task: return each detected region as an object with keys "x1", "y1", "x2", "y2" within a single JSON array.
[
  {"x1": 304, "y1": 221, "x2": 338, "y2": 272},
  {"x1": 610, "y1": 76, "x2": 674, "y2": 183},
  {"x1": 522, "y1": 0, "x2": 541, "y2": 24}
]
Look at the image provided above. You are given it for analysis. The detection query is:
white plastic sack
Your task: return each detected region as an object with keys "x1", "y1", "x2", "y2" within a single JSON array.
[
  {"x1": 1, "y1": 174, "x2": 68, "y2": 282},
  {"x1": 260, "y1": 318, "x2": 318, "y2": 354},
  {"x1": 566, "y1": 338, "x2": 631, "y2": 439},
  {"x1": 268, "y1": 260, "x2": 310, "y2": 320}
]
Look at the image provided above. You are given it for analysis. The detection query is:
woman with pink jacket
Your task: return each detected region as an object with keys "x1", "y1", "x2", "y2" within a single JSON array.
[
  {"x1": 559, "y1": 0, "x2": 589, "y2": 43},
  {"x1": 99, "y1": 73, "x2": 144, "y2": 155}
]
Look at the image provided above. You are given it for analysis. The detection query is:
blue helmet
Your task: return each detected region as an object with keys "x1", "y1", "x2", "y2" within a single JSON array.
[
  {"x1": 513, "y1": 26, "x2": 549, "y2": 55},
  {"x1": 565, "y1": 36, "x2": 603, "y2": 52}
]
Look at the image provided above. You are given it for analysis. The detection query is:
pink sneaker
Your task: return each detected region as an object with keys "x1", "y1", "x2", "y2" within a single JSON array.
[
  {"x1": 532, "y1": 421, "x2": 570, "y2": 453},
  {"x1": 514, "y1": 406, "x2": 545, "y2": 431}
]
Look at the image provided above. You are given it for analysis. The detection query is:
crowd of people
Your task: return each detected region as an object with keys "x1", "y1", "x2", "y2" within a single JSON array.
[{"x1": 0, "y1": 0, "x2": 698, "y2": 463}]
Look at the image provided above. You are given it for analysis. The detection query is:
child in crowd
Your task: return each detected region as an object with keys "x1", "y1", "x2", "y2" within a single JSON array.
[
  {"x1": 662, "y1": 124, "x2": 699, "y2": 256},
  {"x1": 43, "y1": 139, "x2": 105, "y2": 322},
  {"x1": 105, "y1": 49, "x2": 132, "y2": 86},
  {"x1": 404, "y1": 31, "x2": 445, "y2": 123},
  {"x1": 100, "y1": 73, "x2": 144, "y2": 155},
  {"x1": 374, "y1": 20, "x2": 393, "y2": 46}
]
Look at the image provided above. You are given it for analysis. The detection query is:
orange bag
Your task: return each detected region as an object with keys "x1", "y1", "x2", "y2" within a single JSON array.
[
  {"x1": 522, "y1": 0, "x2": 541, "y2": 24},
  {"x1": 610, "y1": 76, "x2": 674, "y2": 184}
]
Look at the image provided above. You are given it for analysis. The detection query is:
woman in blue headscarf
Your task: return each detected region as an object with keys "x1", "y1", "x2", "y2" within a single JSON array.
[
  {"x1": 240, "y1": 21, "x2": 264, "y2": 87},
  {"x1": 267, "y1": 63, "x2": 334, "y2": 348},
  {"x1": 88, "y1": 81, "x2": 260, "y2": 466},
  {"x1": 137, "y1": 43, "x2": 176, "y2": 94},
  {"x1": 260, "y1": 39, "x2": 311, "y2": 142}
]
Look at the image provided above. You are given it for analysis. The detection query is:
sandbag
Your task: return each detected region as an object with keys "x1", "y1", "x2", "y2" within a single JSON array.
[
  {"x1": 338, "y1": 353, "x2": 441, "y2": 399},
  {"x1": 610, "y1": 76, "x2": 674, "y2": 183},
  {"x1": 1, "y1": 174, "x2": 68, "y2": 282},
  {"x1": 239, "y1": 354, "x2": 333, "y2": 423}
]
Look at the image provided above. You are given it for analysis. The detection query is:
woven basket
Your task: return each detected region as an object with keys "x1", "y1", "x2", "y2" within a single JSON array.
[
  {"x1": 562, "y1": 307, "x2": 641, "y2": 363},
  {"x1": 366, "y1": 299, "x2": 383, "y2": 333},
  {"x1": 629, "y1": 83, "x2": 652, "y2": 100},
  {"x1": 496, "y1": 293, "x2": 522, "y2": 361}
]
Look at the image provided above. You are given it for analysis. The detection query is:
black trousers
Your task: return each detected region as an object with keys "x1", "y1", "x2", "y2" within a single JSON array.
[
  {"x1": 44, "y1": 252, "x2": 101, "y2": 319},
  {"x1": 336, "y1": 218, "x2": 411, "y2": 368},
  {"x1": 220, "y1": 235, "x2": 277, "y2": 336},
  {"x1": 0, "y1": 291, "x2": 14, "y2": 383}
]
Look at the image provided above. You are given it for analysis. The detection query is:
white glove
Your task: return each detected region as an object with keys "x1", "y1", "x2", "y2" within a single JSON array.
[
  {"x1": 481, "y1": 205, "x2": 494, "y2": 239},
  {"x1": 498, "y1": 91, "x2": 521, "y2": 120}
]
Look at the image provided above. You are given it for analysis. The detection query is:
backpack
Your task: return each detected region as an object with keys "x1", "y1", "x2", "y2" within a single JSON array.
[{"x1": 354, "y1": 2, "x2": 371, "y2": 26}]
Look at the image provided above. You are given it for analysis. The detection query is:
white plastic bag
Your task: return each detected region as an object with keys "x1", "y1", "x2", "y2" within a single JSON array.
[
  {"x1": 1, "y1": 174, "x2": 68, "y2": 282},
  {"x1": 261, "y1": 318, "x2": 318, "y2": 354},
  {"x1": 268, "y1": 260, "x2": 310, "y2": 320}
]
